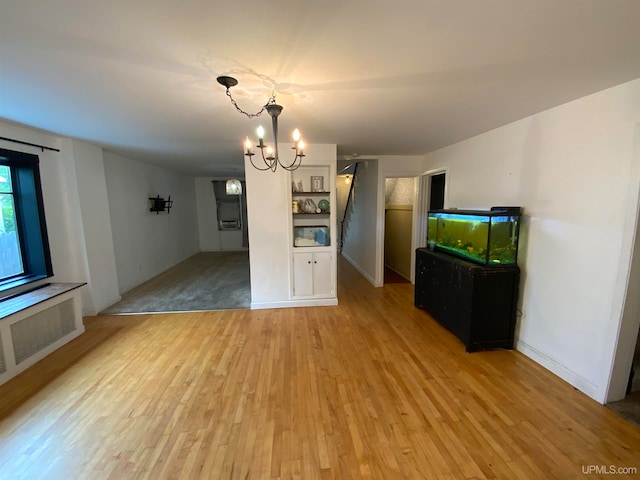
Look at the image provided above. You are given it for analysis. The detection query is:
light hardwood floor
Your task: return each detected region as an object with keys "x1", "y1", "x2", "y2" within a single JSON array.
[{"x1": 0, "y1": 257, "x2": 639, "y2": 479}]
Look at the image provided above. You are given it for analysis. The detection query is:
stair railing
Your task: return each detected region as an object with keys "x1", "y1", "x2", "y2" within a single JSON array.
[{"x1": 340, "y1": 162, "x2": 359, "y2": 250}]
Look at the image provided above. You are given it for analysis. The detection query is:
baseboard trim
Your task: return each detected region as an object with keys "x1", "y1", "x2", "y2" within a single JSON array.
[
  {"x1": 341, "y1": 253, "x2": 378, "y2": 287},
  {"x1": 516, "y1": 339, "x2": 604, "y2": 403},
  {"x1": 251, "y1": 298, "x2": 338, "y2": 310},
  {"x1": 92, "y1": 294, "x2": 122, "y2": 316},
  {"x1": 384, "y1": 263, "x2": 411, "y2": 282}
]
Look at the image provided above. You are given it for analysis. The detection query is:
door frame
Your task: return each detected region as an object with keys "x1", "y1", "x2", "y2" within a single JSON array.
[
  {"x1": 375, "y1": 167, "x2": 448, "y2": 286},
  {"x1": 415, "y1": 167, "x2": 449, "y2": 255},
  {"x1": 382, "y1": 176, "x2": 418, "y2": 284}
]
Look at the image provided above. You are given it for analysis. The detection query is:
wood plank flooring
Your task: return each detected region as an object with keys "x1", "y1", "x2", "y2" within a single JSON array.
[{"x1": 0, "y1": 257, "x2": 639, "y2": 479}]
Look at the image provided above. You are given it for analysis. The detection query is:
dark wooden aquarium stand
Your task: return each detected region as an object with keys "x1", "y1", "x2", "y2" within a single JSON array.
[{"x1": 414, "y1": 248, "x2": 520, "y2": 352}]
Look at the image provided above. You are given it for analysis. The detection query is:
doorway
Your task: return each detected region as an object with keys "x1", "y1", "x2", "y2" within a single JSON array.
[
  {"x1": 379, "y1": 169, "x2": 448, "y2": 286},
  {"x1": 384, "y1": 177, "x2": 415, "y2": 284},
  {"x1": 430, "y1": 172, "x2": 446, "y2": 210},
  {"x1": 415, "y1": 169, "x2": 448, "y2": 255}
]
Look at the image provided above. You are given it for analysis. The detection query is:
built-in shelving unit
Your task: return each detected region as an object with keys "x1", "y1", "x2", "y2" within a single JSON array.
[
  {"x1": 290, "y1": 164, "x2": 337, "y2": 304},
  {"x1": 291, "y1": 166, "x2": 332, "y2": 248}
]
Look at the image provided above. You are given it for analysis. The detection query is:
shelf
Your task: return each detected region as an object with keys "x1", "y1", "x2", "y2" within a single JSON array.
[
  {"x1": 292, "y1": 191, "x2": 329, "y2": 195},
  {"x1": 293, "y1": 212, "x2": 330, "y2": 216}
]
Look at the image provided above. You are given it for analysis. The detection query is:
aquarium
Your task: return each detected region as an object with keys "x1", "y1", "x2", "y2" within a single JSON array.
[
  {"x1": 294, "y1": 225, "x2": 330, "y2": 247},
  {"x1": 426, "y1": 207, "x2": 521, "y2": 265}
]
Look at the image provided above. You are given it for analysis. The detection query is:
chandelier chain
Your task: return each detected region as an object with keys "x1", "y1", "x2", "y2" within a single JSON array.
[
  {"x1": 225, "y1": 89, "x2": 277, "y2": 119},
  {"x1": 217, "y1": 75, "x2": 304, "y2": 172}
]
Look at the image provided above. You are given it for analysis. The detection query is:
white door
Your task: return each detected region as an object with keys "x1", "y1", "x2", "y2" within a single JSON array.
[
  {"x1": 312, "y1": 251, "x2": 332, "y2": 296},
  {"x1": 293, "y1": 252, "x2": 314, "y2": 296}
]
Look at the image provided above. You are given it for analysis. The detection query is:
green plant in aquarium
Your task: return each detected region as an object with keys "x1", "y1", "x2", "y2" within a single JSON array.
[{"x1": 489, "y1": 246, "x2": 516, "y2": 264}]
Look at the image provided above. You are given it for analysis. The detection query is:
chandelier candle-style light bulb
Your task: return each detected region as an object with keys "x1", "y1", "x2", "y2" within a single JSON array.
[
  {"x1": 217, "y1": 75, "x2": 306, "y2": 172},
  {"x1": 292, "y1": 128, "x2": 304, "y2": 155},
  {"x1": 256, "y1": 125, "x2": 265, "y2": 149}
]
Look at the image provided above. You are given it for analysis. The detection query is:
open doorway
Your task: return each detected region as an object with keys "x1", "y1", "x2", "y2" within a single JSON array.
[
  {"x1": 429, "y1": 172, "x2": 446, "y2": 210},
  {"x1": 384, "y1": 177, "x2": 415, "y2": 284},
  {"x1": 379, "y1": 169, "x2": 448, "y2": 286},
  {"x1": 415, "y1": 169, "x2": 447, "y2": 253},
  {"x1": 607, "y1": 257, "x2": 640, "y2": 425},
  {"x1": 630, "y1": 337, "x2": 640, "y2": 393},
  {"x1": 606, "y1": 190, "x2": 640, "y2": 423},
  {"x1": 101, "y1": 178, "x2": 251, "y2": 314}
]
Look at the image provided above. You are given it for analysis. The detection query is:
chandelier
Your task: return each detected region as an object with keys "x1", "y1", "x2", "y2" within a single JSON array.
[{"x1": 217, "y1": 75, "x2": 305, "y2": 172}]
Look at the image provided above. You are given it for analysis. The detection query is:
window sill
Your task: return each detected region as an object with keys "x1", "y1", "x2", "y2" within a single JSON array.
[{"x1": 0, "y1": 274, "x2": 52, "y2": 301}]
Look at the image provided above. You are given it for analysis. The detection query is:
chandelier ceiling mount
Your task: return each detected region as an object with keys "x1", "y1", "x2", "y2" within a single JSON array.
[{"x1": 217, "y1": 75, "x2": 305, "y2": 172}]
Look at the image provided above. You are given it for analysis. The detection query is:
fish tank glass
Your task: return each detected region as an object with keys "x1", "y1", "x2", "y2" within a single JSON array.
[{"x1": 426, "y1": 207, "x2": 521, "y2": 265}]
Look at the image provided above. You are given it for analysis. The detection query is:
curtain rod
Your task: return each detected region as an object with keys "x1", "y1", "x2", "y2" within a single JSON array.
[{"x1": 0, "y1": 136, "x2": 61, "y2": 153}]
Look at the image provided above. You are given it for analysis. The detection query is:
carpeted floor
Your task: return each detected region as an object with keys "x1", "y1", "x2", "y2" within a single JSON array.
[
  {"x1": 607, "y1": 391, "x2": 640, "y2": 427},
  {"x1": 101, "y1": 251, "x2": 251, "y2": 314}
]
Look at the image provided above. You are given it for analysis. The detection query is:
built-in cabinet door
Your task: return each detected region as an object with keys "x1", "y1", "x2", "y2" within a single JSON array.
[
  {"x1": 293, "y1": 253, "x2": 314, "y2": 296},
  {"x1": 311, "y1": 251, "x2": 332, "y2": 296},
  {"x1": 293, "y1": 251, "x2": 332, "y2": 297}
]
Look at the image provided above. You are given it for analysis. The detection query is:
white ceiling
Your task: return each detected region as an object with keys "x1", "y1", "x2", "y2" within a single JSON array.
[{"x1": 2, "y1": 1, "x2": 640, "y2": 176}]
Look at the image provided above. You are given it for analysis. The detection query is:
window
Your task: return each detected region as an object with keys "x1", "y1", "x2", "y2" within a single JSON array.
[
  {"x1": 0, "y1": 148, "x2": 53, "y2": 295},
  {"x1": 0, "y1": 165, "x2": 23, "y2": 278}
]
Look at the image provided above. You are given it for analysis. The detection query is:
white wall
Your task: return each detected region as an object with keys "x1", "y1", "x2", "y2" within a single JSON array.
[
  {"x1": 384, "y1": 206, "x2": 413, "y2": 279},
  {"x1": 66, "y1": 139, "x2": 120, "y2": 313},
  {"x1": 103, "y1": 152, "x2": 199, "y2": 294},
  {"x1": 341, "y1": 159, "x2": 379, "y2": 285},
  {"x1": 195, "y1": 177, "x2": 245, "y2": 251},
  {"x1": 422, "y1": 78, "x2": 640, "y2": 403},
  {"x1": 0, "y1": 121, "x2": 120, "y2": 315}
]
